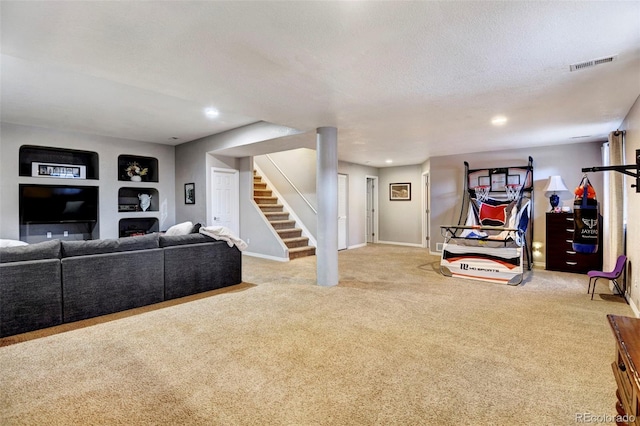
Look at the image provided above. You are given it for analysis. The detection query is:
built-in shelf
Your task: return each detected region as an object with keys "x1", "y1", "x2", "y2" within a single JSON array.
[
  {"x1": 119, "y1": 218, "x2": 159, "y2": 238},
  {"x1": 118, "y1": 187, "x2": 159, "y2": 212},
  {"x1": 118, "y1": 155, "x2": 159, "y2": 182},
  {"x1": 19, "y1": 145, "x2": 99, "y2": 180}
]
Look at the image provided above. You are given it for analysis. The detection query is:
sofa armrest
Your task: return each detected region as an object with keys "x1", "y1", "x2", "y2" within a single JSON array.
[
  {"x1": 164, "y1": 241, "x2": 241, "y2": 300},
  {"x1": 62, "y1": 249, "x2": 164, "y2": 323},
  {"x1": 0, "y1": 259, "x2": 62, "y2": 337}
]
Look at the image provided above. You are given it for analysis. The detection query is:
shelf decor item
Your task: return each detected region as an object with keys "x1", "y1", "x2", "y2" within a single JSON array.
[
  {"x1": 543, "y1": 175, "x2": 569, "y2": 211},
  {"x1": 138, "y1": 193, "x2": 152, "y2": 212},
  {"x1": 31, "y1": 162, "x2": 86, "y2": 179},
  {"x1": 125, "y1": 162, "x2": 148, "y2": 182}
]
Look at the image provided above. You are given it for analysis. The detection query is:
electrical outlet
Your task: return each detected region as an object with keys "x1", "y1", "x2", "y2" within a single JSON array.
[
  {"x1": 246, "y1": 238, "x2": 250, "y2": 244},
  {"x1": 46, "y1": 232, "x2": 52, "y2": 238},
  {"x1": 63, "y1": 231, "x2": 69, "y2": 237}
]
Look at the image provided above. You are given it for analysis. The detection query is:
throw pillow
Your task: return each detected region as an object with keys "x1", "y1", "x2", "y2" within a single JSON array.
[
  {"x1": 165, "y1": 221, "x2": 193, "y2": 236},
  {"x1": 0, "y1": 239, "x2": 28, "y2": 248}
]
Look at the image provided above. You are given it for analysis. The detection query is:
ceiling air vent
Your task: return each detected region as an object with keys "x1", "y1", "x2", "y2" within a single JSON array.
[{"x1": 570, "y1": 55, "x2": 618, "y2": 72}]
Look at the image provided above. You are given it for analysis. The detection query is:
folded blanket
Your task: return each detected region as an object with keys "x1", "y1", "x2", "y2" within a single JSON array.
[{"x1": 199, "y1": 225, "x2": 248, "y2": 251}]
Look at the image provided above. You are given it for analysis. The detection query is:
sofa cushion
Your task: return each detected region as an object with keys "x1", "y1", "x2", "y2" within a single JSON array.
[
  {"x1": 61, "y1": 233, "x2": 159, "y2": 258},
  {"x1": 165, "y1": 221, "x2": 193, "y2": 236},
  {"x1": 0, "y1": 239, "x2": 62, "y2": 263},
  {"x1": 159, "y1": 233, "x2": 214, "y2": 248}
]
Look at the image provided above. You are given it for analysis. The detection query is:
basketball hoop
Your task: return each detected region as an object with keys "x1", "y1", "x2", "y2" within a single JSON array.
[
  {"x1": 506, "y1": 184, "x2": 522, "y2": 201},
  {"x1": 474, "y1": 185, "x2": 490, "y2": 202}
]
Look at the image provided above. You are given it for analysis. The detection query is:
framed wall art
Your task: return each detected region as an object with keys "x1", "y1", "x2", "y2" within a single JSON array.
[
  {"x1": 31, "y1": 162, "x2": 86, "y2": 179},
  {"x1": 184, "y1": 183, "x2": 195, "y2": 204},
  {"x1": 389, "y1": 183, "x2": 411, "y2": 201}
]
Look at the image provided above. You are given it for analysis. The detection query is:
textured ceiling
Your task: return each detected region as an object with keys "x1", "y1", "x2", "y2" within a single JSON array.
[{"x1": 1, "y1": 1, "x2": 639, "y2": 167}]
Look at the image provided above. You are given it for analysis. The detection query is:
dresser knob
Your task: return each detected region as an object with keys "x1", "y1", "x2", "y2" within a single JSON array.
[{"x1": 619, "y1": 362, "x2": 627, "y2": 372}]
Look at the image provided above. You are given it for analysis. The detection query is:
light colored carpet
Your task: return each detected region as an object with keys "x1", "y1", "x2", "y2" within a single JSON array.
[{"x1": 0, "y1": 244, "x2": 633, "y2": 425}]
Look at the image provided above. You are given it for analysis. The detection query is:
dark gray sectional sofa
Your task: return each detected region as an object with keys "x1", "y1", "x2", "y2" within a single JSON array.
[{"x1": 0, "y1": 233, "x2": 242, "y2": 337}]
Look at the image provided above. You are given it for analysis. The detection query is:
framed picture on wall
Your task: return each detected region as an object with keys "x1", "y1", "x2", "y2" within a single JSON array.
[
  {"x1": 184, "y1": 183, "x2": 195, "y2": 204},
  {"x1": 32, "y1": 162, "x2": 86, "y2": 179},
  {"x1": 389, "y1": 183, "x2": 411, "y2": 201}
]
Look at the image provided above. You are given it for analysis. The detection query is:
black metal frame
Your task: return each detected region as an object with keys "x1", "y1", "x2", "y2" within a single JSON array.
[
  {"x1": 445, "y1": 156, "x2": 535, "y2": 273},
  {"x1": 582, "y1": 149, "x2": 640, "y2": 193}
]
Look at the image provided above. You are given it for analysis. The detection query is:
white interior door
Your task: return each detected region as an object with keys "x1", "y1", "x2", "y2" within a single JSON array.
[
  {"x1": 210, "y1": 168, "x2": 239, "y2": 235},
  {"x1": 338, "y1": 173, "x2": 347, "y2": 250}
]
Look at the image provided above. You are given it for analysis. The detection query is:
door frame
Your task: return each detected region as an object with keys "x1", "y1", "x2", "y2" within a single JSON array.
[
  {"x1": 210, "y1": 167, "x2": 239, "y2": 235},
  {"x1": 422, "y1": 171, "x2": 430, "y2": 250},
  {"x1": 365, "y1": 175, "x2": 379, "y2": 244},
  {"x1": 338, "y1": 173, "x2": 348, "y2": 250}
]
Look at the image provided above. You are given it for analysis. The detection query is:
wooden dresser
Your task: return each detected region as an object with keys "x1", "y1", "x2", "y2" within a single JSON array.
[
  {"x1": 608, "y1": 315, "x2": 640, "y2": 425},
  {"x1": 545, "y1": 212, "x2": 602, "y2": 273}
]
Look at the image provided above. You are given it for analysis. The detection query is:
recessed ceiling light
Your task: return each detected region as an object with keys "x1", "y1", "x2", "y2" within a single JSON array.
[
  {"x1": 385, "y1": 159, "x2": 393, "y2": 164},
  {"x1": 491, "y1": 116, "x2": 507, "y2": 126},
  {"x1": 204, "y1": 108, "x2": 219, "y2": 119}
]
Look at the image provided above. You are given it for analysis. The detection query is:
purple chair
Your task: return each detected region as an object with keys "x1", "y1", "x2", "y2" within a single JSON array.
[{"x1": 587, "y1": 255, "x2": 627, "y2": 300}]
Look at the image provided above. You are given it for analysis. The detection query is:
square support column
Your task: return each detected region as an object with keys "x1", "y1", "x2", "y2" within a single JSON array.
[{"x1": 316, "y1": 127, "x2": 339, "y2": 286}]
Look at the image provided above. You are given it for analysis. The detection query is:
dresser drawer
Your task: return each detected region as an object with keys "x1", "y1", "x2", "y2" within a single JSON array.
[
  {"x1": 613, "y1": 351, "x2": 634, "y2": 412},
  {"x1": 546, "y1": 212, "x2": 602, "y2": 273}
]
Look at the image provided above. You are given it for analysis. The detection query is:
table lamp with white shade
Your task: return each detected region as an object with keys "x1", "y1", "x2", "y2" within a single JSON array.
[{"x1": 543, "y1": 175, "x2": 569, "y2": 211}]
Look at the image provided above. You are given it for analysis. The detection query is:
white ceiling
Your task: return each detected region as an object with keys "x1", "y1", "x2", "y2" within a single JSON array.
[{"x1": 1, "y1": 1, "x2": 639, "y2": 167}]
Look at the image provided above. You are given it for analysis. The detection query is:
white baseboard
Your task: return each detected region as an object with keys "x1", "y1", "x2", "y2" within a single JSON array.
[
  {"x1": 629, "y1": 297, "x2": 640, "y2": 318},
  {"x1": 242, "y1": 251, "x2": 289, "y2": 262},
  {"x1": 347, "y1": 243, "x2": 367, "y2": 250},
  {"x1": 377, "y1": 240, "x2": 424, "y2": 248}
]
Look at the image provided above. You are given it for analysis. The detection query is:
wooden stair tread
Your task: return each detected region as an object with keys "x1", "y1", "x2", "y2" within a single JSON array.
[
  {"x1": 263, "y1": 212, "x2": 288, "y2": 217},
  {"x1": 289, "y1": 246, "x2": 315, "y2": 252},
  {"x1": 269, "y1": 220, "x2": 295, "y2": 225},
  {"x1": 254, "y1": 197, "x2": 278, "y2": 204},
  {"x1": 276, "y1": 228, "x2": 302, "y2": 233},
  {"x1": 282, "y1": 237, "x2": 308, "y2": 243}
]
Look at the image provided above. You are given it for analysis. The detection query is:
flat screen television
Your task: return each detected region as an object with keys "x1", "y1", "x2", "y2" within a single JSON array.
[{"x1": 19, "y1": 184, "x2": 99, "y2": 223}]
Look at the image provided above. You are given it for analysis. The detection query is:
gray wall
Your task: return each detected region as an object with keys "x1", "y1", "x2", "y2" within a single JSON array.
[
  {"x1": 338, "y1": 161, "x2": 380, "y2": 248},
  {"x1": 239, "y1": 156, "x2": 287, "y2": 259},
  {"x1": 429, "y1": 142, "x2": 604, "y2": 263},
  {"x1": 174, "y1": 122, "x2": 304, "y2": 259},
  {"x1": 378, "y1": 165, "x2": 424, "y2": 245},
  {"x1": 0, "y1": 123, "x2": 176, "y2": 240},
  {"x1": 174, "y1": 121, "x2": 302, "y2": 227}
]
